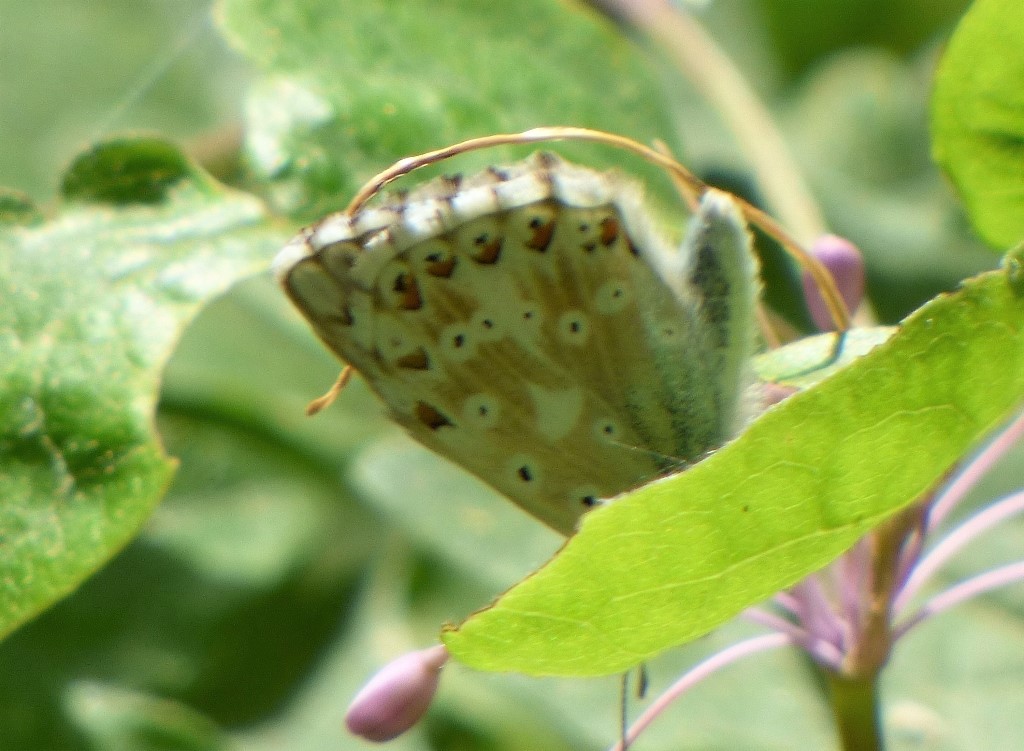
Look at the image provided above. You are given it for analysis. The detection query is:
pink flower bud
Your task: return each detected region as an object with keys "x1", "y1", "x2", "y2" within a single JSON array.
[
  {"x1": 760, "y1": 381, "x2": 798, "y2": 408},
  {"x1": 801, "y1": 235, "x2": 865, "y2": 331},
  {"x1": 345, "y1": 645, "x2": 449, "y2": 742}
]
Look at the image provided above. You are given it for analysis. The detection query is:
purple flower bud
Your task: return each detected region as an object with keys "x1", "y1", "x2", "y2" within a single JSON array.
[
  {"x1": 345, "y1": 645, "x2": 449, "y2": 742},
  {"x1": 802, "y1": 235, "x2": 865, "y2": 331}
]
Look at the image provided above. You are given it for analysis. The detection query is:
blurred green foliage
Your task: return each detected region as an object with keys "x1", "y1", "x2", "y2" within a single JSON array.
[{"x1": 1, "y1": 1, "x2": 1022, "y2": 750}]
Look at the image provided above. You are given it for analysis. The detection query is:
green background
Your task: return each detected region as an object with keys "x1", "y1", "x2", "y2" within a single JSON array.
[{"x1": 1, "y1": 1, "x2": 1022, "y2": 749}]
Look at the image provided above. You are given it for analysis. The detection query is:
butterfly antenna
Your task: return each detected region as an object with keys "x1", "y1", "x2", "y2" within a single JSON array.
[
  {"x1": 346, "y1": 126, "x2": 704, "y2": 214},
  {"x1": 647, "y1": 140, "x2": 851, "y2": 337},
  {"x1": 651, "y1": 138, "x2": 701, "y2": 213},
  {"x1": 345, "y1": 127, "x2": 851, "y2": 333}
]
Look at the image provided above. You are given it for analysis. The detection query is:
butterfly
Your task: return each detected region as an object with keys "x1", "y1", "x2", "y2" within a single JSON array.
[{"x1": 274, "y1": 151, "x2": 760, "y2": 535}]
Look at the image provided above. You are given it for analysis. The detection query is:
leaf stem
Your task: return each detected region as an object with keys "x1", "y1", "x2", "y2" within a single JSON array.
[
  {"x1": 824, "y1": 672, "x2": 884, "y2": 751},
  {"x1": 811, "y1": 506, "x2": 924, "y2": 751},
  {"x1": 844, "y1": 505, "x2": 924, "y2": 675}
]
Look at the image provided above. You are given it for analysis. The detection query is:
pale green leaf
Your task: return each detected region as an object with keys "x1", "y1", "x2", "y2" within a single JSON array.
[
  {"x1": 753, "y1": 326, "x2": 896, "y2": 389},
  {"x1": 216, "y1": 0, "x2": 683, "y2": 219},
  {"x1": 0, "y1": 139, "x2": 280, "y2": 638}
]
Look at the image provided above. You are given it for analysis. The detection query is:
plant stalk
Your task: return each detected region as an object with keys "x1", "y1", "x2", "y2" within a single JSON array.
[{"x1": 825, "y1": 672, "x2": 884, "y2": 751}]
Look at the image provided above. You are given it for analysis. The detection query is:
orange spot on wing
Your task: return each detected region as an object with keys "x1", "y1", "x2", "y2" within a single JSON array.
[
  {"x1": 425, "y1": 254, "x2": 457, "y2": 277},
  {"x1": 415, "y1": 401, "x2": 453, "y2": 429},
  {"x1": 396, "y1": 348, "x2": 430, "y2": 370},
  {"x1": 600, "y1": 216, "x2": 620, "y2": 246},
  {"x1": 393, "y1": 272, "x2": 422, "y2": 310},
  {"x1": 472, "y1": 235, "x2": 503, "y2": 264},
  {"x1": 526, "y1": 217, "x2": 555, "y2": 252}
]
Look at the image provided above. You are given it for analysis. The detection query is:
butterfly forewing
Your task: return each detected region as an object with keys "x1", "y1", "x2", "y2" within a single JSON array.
[{"x1": 277, "y1": 152, "x2": 757, "y2": 535}]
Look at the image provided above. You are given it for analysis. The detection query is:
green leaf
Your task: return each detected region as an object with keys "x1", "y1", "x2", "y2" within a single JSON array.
[
  {"x1": 64, "y1": 682, "x2": 227, "y2": 751},
  {"x1": 0, "y1": 1, "x2": 247, "y2": 203},
  {"x1": 61, "y1": 138, "x2": 212, "y2": 205},
  {"x1": 932, "y1": 0, "x2": 1024, "y2": 249},
  {"x1": 216, "y1": 0, "x2": 682, "y2": 219},
  {"x1": 0, "y1": 189, "x2": 42, "y2": 226},
  {"x1": 0, "y1": 138, "x2": 280, "y2": 639},
  {"x1": 444, "y1": 259, "x2": 1024, "y2": 676},
  {"x1": 758, "y1": 0, "x2": 968, "y2": 76},
  {"x1": 753, "y1": 326, "x2": 896, "y2": 389}
]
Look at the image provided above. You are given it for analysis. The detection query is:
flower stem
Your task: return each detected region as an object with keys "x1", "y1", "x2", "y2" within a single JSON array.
[
  {"x1": 600, "y1": 0, "x2": 827, "y2": 243},
  {"x1": 825, "y1": 672, "x2": 884, "y2": 751}
]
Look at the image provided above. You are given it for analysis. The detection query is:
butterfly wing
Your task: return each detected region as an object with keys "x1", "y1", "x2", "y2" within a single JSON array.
[
  {"x1": 276, "y1": 154, "x2": 757, "y2": 535},
  {"x1": 673, "y1": 189, "x2": 761, "y2": 441}
]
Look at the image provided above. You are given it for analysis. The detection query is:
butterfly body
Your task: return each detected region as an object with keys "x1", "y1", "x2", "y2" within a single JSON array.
[{"x1": 276, "y1": 153, "x2": 759, "y2": 534}]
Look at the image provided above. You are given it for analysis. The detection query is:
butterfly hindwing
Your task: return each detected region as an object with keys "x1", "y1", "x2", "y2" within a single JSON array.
[
  {"x1": 276, "y1": 153, "x2": 758, "y2": 534},
  {"x1": 678, "y1": 190, "x2": 760, "y2": 441}
]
